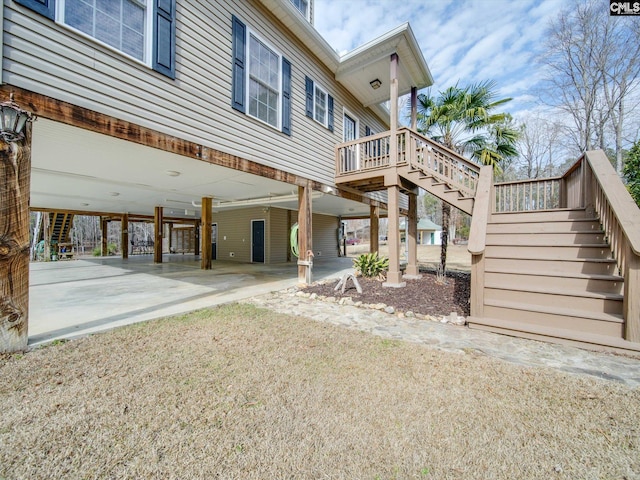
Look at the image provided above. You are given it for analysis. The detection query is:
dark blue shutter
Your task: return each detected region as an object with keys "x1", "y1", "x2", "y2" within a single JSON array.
[
  {"x1": 231, "y1": 16, "x2": 246, "y2": 113},
  {"x1": 152, "y1": 0, "x2": 176, "y2": 79},
  {"x1": 15, "y1": 0, "x2": 55, "y2": 20},
  {"x1": 365, "y1": 126, "x2": 371, "y2": 136},
  {"x1": 282, "y1": 58, "x2": 292, "y2": 136},
  {"x1": 305, "y1": 76, "x2": 314, "y2": 118},
  {"x1": 327, "y1": 95, "x2": 334, "y2": 132}
]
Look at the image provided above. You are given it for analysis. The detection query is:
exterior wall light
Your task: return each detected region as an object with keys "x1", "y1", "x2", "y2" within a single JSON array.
[
  {"x1": 369, "y1": 79, "x2": 382, "y2": 90},
  {"x1": 0, "y1": 94, "x2": 34, "y2": 143}
]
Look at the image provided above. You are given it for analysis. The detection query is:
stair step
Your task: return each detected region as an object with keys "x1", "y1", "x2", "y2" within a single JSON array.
[
  {"x1": 484, "y1": 257, "x2": 618, "y2": 276},
  {"x1": 484, "y1": 287, "x2": 623, "y2": 315},
  {"x1": 484, "y1": 244, "x2": 613, "y2": 260},
  {"x1": 484, "y1": 270, "x2": 624, "y2": 295},
  {"x1": 491, "y1": 209, "x2": 592, "y2": 223},
  {"x1": 483, "y1": 299, "x2": 624, "y2": 338},
  {"x1": 485, "y1": 232, "x2": 605, "y2": 245},
  {"x1": 467, "y1": 315, "x2": 640, "y2": 353},
  {"x1": 486, "y1": 232, "x2": 606, "y2": 245},
  {"x1": 487, "y1": 220, "x2": 603, "y2": 234}
]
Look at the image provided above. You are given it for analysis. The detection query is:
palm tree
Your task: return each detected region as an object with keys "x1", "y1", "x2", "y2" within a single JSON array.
[{"x1": 416, "y1": 80, "x2": 519, "y2": 274}]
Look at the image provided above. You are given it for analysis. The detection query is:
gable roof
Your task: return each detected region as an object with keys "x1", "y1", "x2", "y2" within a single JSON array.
[
  {"x1": 258, "y1": 0, "x2": 433, "y2": 117},
  {"x1": 400, "y1": 218, "x2": 442, "y2": 231}
]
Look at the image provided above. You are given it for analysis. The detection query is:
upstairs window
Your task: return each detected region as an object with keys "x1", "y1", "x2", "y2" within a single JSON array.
[
  {"x1": 290, "y1": 0, "x2": 309, "y2": 21},
  {"x1": 63, "y1": 0, "x2": 146, "y2": 61},
  {"x1": 232, "y1": 16, "x2": 292, "y2": 135},
  {"x1": 15, "y1": 0, "x2": 176, "y2": 78},
  {"x1": 305, "y1": 76, "x2": 333, "y2": 132},
  {"x1": 313, "y1": 84, "x2": 327, "y2": 126},
  {"x1": 248, "y1": 34, "x2": 280, "y2": 128}
]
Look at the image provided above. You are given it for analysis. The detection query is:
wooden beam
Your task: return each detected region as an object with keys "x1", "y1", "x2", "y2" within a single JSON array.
[
  {"x1": 0, "y1": 122, "x2": 32, "y2": 352},
  {"x1": 370, "y1": 205, "x2": 379, "y2": 254},
  {"x1": 297, "y1": 182, "x2": 312, "y2": 284},
  {"x1": 6, "y1": 86, "x2": 385, "y2": 211},
  {"x1": 121, "y1": 213, "x2": 129, "y2": 259},
  {"x1": 200, "y1": 197, "x2": 212, "y2": 270},
  {"x1": 154, "y1": 207, "x2": 163, "y2": 263}
]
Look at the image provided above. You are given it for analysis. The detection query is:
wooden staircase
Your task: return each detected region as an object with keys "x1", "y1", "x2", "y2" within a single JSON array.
[
  {"x1": 468, "y1": 152, "x2": 640, "y2": 353},
  {"x1": 468, "y1": 208, "x2": 632, "y2": 350},
  {"x1": 48, "y1": 212, "x2": 74, "y2": 244},
  {"x1": 335, "y1": 130, "x2": 640, "y2": 353}
]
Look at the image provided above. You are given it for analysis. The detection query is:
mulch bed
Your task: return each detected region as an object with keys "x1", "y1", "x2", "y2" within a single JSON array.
[{"x1": 304, "y1": 269, "x2": 471, "y2": 317}]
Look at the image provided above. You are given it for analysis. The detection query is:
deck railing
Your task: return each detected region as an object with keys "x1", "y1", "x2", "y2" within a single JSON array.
[
  {"x1": 335, "y1": 127, "x2": 481, "y2": 198},
  {"x1": 494, "y1": 177, "x2": 562, "y2": 212}
]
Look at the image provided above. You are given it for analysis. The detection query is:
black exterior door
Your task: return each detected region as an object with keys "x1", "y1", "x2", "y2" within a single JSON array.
[{"x1": 252, "y1": 220, "x2": 265, "y2": 263}]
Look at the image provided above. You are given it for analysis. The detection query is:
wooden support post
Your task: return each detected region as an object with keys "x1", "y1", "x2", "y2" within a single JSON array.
[
  {"x1": 370, "y1": 205, "x2": 379, "y2": 253},
  {"x1": 297, "y1": 181, "x2": 312, "y2": 284},
  {"x1": 167, "y1": 222, "x2": 173, "y2": 255},
  {"x1": 470, "y1": 254, "x2": 485, "y2": 318},
  {"x1": 194, "y1": 220, "x2": 200, "y2": 257},
  {"x1": 101, "y1": 217, "x2": 108, "y2": 257},
  {"x1": 624, "y1": 245, "x2": 640, "y2": 343},
  {"x1": 405, "y1": 192, "x2": 421, "y2": 278},
  {"x1": 384, "y1": 185, "x2": 405, "y2": 287},
  {"x1": 201, "y1": 197, "x2": 212, "y2": 270},
  {"x1": 287, "y1": 209, "x2": 292, "y2": 262},
  {"x1": 154, "y1": 206, "x2": 163, "y2": 263},
  {"x1": 42, "y1": 211, "x2": 51, "y2": 261},
  {"x1": 410, "y1": 86, "x2": 417, "y2": 131},
  {"x1": 389, "y1": 53, "x2": 399, "y2": 166},
  {"x1": 121, "y1": 213, "x2": 129, "y2": 259},
  {"x1": 0, "y1": 123, "x2": 32, "y2": 352}
]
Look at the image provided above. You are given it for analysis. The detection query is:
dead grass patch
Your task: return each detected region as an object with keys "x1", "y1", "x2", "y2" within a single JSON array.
[{"x1": 1, "y1": 304, "x2": 639, "y2": 479}]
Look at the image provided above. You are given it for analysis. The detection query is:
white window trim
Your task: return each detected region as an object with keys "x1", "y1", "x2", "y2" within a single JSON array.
[
  {"x1": 343, "y1": 108, "x2": 360, "y2": 169},
  {"x1": 313, "y1": 83, "x2": 328, "y2": 128},
  {"x1": 245, "y1": 27, "x2": 283, "y2": 131},
  {"x1": 290, "y1": 0, "x2": 310, "y2": 22},
  {"x1": 56, "y1": 0, "x2": 153, "y2": 67},
  {"x1": 342, "y1": 108, "x2": 360, "y2": 142}
]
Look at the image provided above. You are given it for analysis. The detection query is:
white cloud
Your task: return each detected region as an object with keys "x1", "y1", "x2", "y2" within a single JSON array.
[{"x1": 313, "y1": 0, "x2": 567, "y2": 116}]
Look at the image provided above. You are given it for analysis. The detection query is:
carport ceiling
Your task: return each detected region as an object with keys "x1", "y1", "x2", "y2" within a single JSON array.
[{"x1": 30, "y1": 119, "x2": 372, "y2": 218}]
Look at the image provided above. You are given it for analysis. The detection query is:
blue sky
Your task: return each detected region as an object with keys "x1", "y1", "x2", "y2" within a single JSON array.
[{"x1": 313, "y1": 0, "x2": 582, "y2": 119}]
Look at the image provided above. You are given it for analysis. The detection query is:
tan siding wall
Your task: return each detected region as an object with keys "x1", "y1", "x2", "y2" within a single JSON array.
[
  {"x1": 3, "y1": 0, "x2": 388, "y2": 186},
  {"x1": 312, "y1": 213, "x2": 340, "y2": 258},
  {"x1": 269, "y1": 207, "x2": 291, "y2": 263},
  {"x1": 214, "y1": 207, "x2": 265, "y2": 263},
  {"x1": 211, "y1": 207, "x2": 340, "y2": 262}
]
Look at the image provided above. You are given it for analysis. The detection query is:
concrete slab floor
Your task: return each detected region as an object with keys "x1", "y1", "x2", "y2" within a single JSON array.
[{"x1": 28, "y1": 254, "x2": 354, "y2": 347}]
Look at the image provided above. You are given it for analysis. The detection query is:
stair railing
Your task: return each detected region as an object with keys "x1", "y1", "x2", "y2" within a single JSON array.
[
  {"x1": 467, "y1": 166, "x2": 494, "y2": 318},
  {"x1": 486, "y1": 150, "x2": 640, "y2": 342},
  {"x1": 581, "y1": 150, "x2": 640, "y2": 342},
  {"x1": 335, "y1": 128, "x2": 481, "y2": 199}
]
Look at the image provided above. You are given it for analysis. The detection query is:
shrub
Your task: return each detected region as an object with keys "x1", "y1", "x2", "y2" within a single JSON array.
[{"x1": 353, "y1": 252, "x2": 389, "y2": 279}]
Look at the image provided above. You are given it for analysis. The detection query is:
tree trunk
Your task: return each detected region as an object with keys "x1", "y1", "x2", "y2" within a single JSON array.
[
  {"x1": 0, "y1": 123, "x2": 32, "y2": 352},
  {"x1": 440, "y1": 201, "x2": 450, "y2": 274}
]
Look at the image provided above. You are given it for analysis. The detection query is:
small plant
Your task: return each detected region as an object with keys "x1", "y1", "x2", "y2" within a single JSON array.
[{"x1": 353, "y1": 252, "x2": 389, "y2": 279}]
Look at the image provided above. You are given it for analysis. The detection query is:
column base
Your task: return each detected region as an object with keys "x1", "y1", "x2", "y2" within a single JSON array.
[
  {"x1": 383, "y1": 270, "x2": 406, "y2": 288},
  {"x1": 405, "y1": 265, "x2": 421, "y2": 277},
  {"x1": 403, "y1": 274, "x2": 423, "y2": 280}
]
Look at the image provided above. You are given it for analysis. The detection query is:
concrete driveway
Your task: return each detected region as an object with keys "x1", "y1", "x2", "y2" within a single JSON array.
[{"x1": 29, "y1": 255, "x2": 353, "y2": 346}]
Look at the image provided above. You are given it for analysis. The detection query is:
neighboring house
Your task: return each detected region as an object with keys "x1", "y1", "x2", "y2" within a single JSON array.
[
  {"x1": 4, "y1": 0, "x2": 432, "y2": 273},
  {"x1": 400, "y1": 218, "x2": 441, "y2": 245}
]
